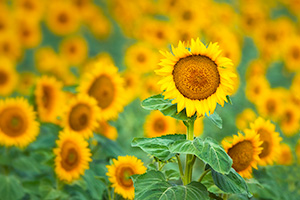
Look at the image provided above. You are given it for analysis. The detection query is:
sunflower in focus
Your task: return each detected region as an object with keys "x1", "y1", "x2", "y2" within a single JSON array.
[
  {"x1": 279, "y1": 103, "x2": 300, "y2": 137},
  {"x1": 277, "y1": 143, "x2": 293, "y2": 166},
  {"x1": 144, "y1": 110, "x2": 176, "y2": 138},
  {"x1": 35, "y1": 76, "x2": 65, "y2": 123},
  {"x1": 63, "y1": 94, "x2": 100, "y2": 139},
  {"x1": 106, "y1": 155, "x2": 147, "y2": 200},
  {"x1": 156, "y1": 38, "x2": 236, "y2": 117},
  {"x1": 94, "y1": 120, "x2": 118, "y2": 141},
  {"x1": 0, "y1": 97, "x2": 39, "y2": 148},
  {"x1": 54, "y1": 130, "x2": 92, "y2": 183},
  {"x1": 222, "y1": 129, "x2": 262, "y2": 178},
  {"x1": 78, "y1": 62, "x2": 125, "y2": 121},
  {"x1": 0, "y1": 57, "x2": 17, "y2": 96},
  {"x1": 249, "y1": 117, "x2": 282, "y2": 166}
]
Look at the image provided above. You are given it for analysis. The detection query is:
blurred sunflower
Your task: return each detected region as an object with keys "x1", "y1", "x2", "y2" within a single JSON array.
[
  {"x1": 13, "y1": 0, "x2": 45, "y2": 21},
  {"x1": 59, "y1": 36, "x2": 88, "y2": 66},
  {"x1": 35, "y1": 76, "x2": 65, "y2": 123},
  {"x1": 246, "y1": 59, "x2": 267, "y2": 79},
  {"x1": 249, "y1": 117, "x2": 282, "y2": 166},
  {"x1": 276, "y1": 143, "x2": 293, "y2": 166},
  {"x1": 0, "y1": 5, "x2": 12, "y2": 34},
  {"x1": 81, "y1": 52, "x2": 114, "y2": 74},
  {"x1": 106, "y1": 155, "x2": 147, "y2": 200},
  {"x1": 17, "y1": 71, "x2": 36, "y2": 95},
  {"x1": 279, "y1": 103, "x2": 300, "y2": 137},
  {"x1": 94, "y1": 120, "x2": 118, "y2": 141},
  {"x1": 156, "y1": 38, "x2": 236, "y2": 117},
  {"x1": 144, "y1": 110, "x2": 176, "y2": 138},
  {"x1": 78, "y1": 62, "x2": 125, "y2": 121},
  {"x1": 0, "y1": 97, "x2": 39, "y2": 148},
  {"x1": 122, "y1": 70, "x2": 141, "y2": 105},
  {"x1": 171, "y1": 23, "x2": 200, "y2": 45},
  {"x1": 16, "y1": 18, "x2": 42, "y2": 49},
  {"x1": 46, "y1": 1, "x2": 80, "y2": 36},
  {"x1": 245, "y1": 76, "x2": 270, "y2": 103},
  {"x1": 34, "y1": 46, "x2": 58, "y2": 73},
  {"x1": 0, "y1": 57, "x2": 17, "y2": 96},
  {"x1": 222, "y1": 129, "x2": 262, "y2": 178},
  {"x1": 54, "y1": 130, "x2": 92, "y2": 183},
  {"x1": 0, "y1": 31, "x2": 22, "y2": 61},
  {"x1": 139, "y1": 74, "x2": 161, "y2": 100},
  {"x1": 283, "y1": 36, "x2": 300, "y2": 72},
  {"x1": 63, "y1": 94, "x2": 100, "y2": 139},
  {"x1": 235, "y1": 108, "x2": 257, "y2": 131}
]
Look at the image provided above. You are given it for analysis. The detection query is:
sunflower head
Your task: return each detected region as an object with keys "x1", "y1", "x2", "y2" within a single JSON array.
[
  {"x1": 222, "y1": 129, "x2": 262, "y2": 178},
  {"x1": 106, "y1": 155, "x2": 146, "y2": 200},
  {"x1": 277, "y1": 143, "x2": 293, "y2": 166},
  {"x1": 156, "y1": 38, "x2": 236, "y2": 117}
]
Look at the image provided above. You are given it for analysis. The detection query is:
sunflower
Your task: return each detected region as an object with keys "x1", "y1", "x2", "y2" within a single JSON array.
[
  {"x1": 279, "y1": 103, "x2": 300, "y2": 137},
  {"x1": 235, "y1": 108, "x2": 257, "y2": 131},
  {"x1": 34, "y1": 47, "x2": 58, "y2": 73},
  {"x1": 0, "y1": 97, "x2": 39, "y2": 148},
  {"x1": 156, "y1": 38, "x2": 236, "y2": 117},
  {"x1": 59, "y1": 36, "x2": 88, "y2": 66},
  {"x1": 63, "y1": 94, "x2": 100, "y2": 139},
  {"x1": 245, "y1": 76, "x2": 270, "y2": 103},
  {"x1": 17, "y1": 71, "x2": 36, "y2": 95},
  {"x1": 122, "y1": 70, "x2": 141, "y2": 105},
  {"x1": 176, "y1": 117, "x2": 203, "y2": 137},
  {"x1": 144, "y1": 110, "x2": 176, "y2": 138},
  {"x1": 249, "y1": 117, "x2": 282, "y2": 166},
  {"x1": 13, "y1": 0, "x2": 45, "y2": 21},
  {"x1": 276, "y1": 143, "x2": 293, "y2": 166},
  {"x1": 16, "y1": 18, "x2": 42, "y2": 49},
  {"x1": 0, "y1": 57, "x2": 18, "y2": 96},
  {"x1": 139, "y1": 74, "x2": 161, "y2": 100},
  {"x1": 0, "y1": 31, "x2": 22, "y2": 61},
  {"x1": 0, "y1": 5, "x2": 12, "y2": 34},
  {"x1": 222, "y1": 129, "x2": 262, "y2": 178},
  {"x1": 80, "y1": 52, "x2": 114, "y2": 74},
  {"x1": 54, "y1": 130, "x2": 92, "y2": 183},
  {"x1": 46, "y1": 1, "x2": 80, "y2": 36},
  {"x1": 94, "y1": 120, "x2": 118, "y2": 141},
  {"x1": 283, "y1": 36, "x2": 300, "y2": 72},
  {"x1": 78, "y1": 62, "x2": 125, "y2": 121},
  {"x1": 246, "y1": 59, "x2": 267, "y2": 79},
  {"x1": 106, "y1": 155, "x2": 147, "y2": 200},
  {"x1": 35, "y1": 76, "x2": 65, "y2": 123}
]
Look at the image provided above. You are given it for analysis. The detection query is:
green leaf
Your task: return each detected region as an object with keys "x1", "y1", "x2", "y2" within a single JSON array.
[
  {"x1": 206, "y1": 112, "x2": 222, "y2": 129},
  {"x1": 226, "y1": 95, "x2": 233, "y2": 105},
  {"x1": 211, "y1": 168, "x2": 251, "y2": 197},
  {"x1": 134, "y1": 170, "x2": 209, "y2": 200},
  {"x1": 0, "y1": 175, "x2": 25, "y2": 200},
  {"x1": 63, "y1": 85, "x2": 78, "y2": 94},
  {"x1": 84, "y1": 170, "x2": 106, "y2": 200},
  {"x1": 164, "y1": 169, "x2": 181, "y2": 180},
  {"x1": 169, "y1": 137, "x2": 232, "y2": 174},
  {"x1": 131, "y1": 134, "x2": 186, "y2": 161}
]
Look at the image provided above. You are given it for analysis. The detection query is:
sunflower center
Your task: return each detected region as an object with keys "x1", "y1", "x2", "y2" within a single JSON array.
[
  {"x1": 23, "y1": 0, "x2": 34, "y2": 10},
  {"x1": 257, "y1": 128, "x2": 272, "y2": 158},
  {"x1": 69, "y1": 103, "x2": 91, "y2": 131},
  {"x1": 125, "y1": 77, "x2": 133, "y2": 87},
  {"x1": 0, "y1": 70, "x2": 8, "y2": 85},
  {"x1": 0, "y1": 22, "x2": 5, "y2": 30},
  {"x1": 253, "y1": 85, "x2": 260, "y2": 94},
  {"x1": 58, "y1": 12, "x2": 69, "y2": 24},
  {"x1": 265, "y1": 32, "x2": 278, "y2": 42},
  {"x1": 137, "y1": 53, "x2": 146, "y2": 63},
  {"x1": 182, "y1": 10, "x2": 192, "y2": 21},
  {"x1": 69, "y1": 45, "x2": 77, "y2": 54},
  {"x1": 227, "y1": 140, "x2": 254, "y2": 172},
  {"x1": 116, "y1": 166, "x2": 134, "y2": 188},
  {"x1": 42, "y1": 85, "x2": 53, "y2": 109},
  {"x1": 61, "y1": 141, "x2": 80, "y2": 171},
  {"x1": 88, "y1": 75, "x2": 115, "y2": 109},
  {"x1": 291, "y1": 47, "x2": 300, "y2": 60},
  {"x1": 0, "y1": 107, "x2": 28, "y2": 137},
  {"x1": 22, "y1": 28, "x2": 30, "y2": 38},
  {"x1": 266, "y1": 99, "x2": 276, "y2": 114},
  {"x1": 156, "y1": 30, "x2": 164, "y2": 39},
  {"x1": 153, "y1": 118, "x2": 166, "y2": 133},
  {"x1": 285, "y1": 111, "x2": 293, "y2": 124},
  {"x1": 173, "y1": 55, "x2": 220, "y2": 100},
  {"x1": 2, "y1": 42, "x2": 10, "y2": 53}
]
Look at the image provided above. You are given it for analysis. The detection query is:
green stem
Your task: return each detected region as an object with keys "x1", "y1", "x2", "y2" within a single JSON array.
[
  {"x1": 223, "y1": 194, "x2": 228, "y2": 200},
  {"x1": 184, "y1": 120, "x2": 195, "y2": 185},
  {"x1": 107, "y1": 187, "x2": 112, "y2": 200},
  {"x1": 198, "y1": 168, "x2": 211, "y2": 182},
  {"x1": 176, "y1": 154, "x2": 184, "y2": 183},
  {"x1": 158, "y1": 162, "x2": 166, "y2": 171}
]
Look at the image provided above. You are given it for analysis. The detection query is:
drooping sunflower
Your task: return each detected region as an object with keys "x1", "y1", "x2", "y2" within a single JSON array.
[
  {"x1": 63, "y1": 94, "x2": 100, "y2": 139},
  {"x1": 35, "y1": 76, "x2": 65, "y2": 123},
  {"x1": 156, "y1": 38, "x2": 236, "y2": 117},
  {"x1": 78, "y1": 62, "x2": 125, "y2": 121},
  {"x1": 144, "y1": 110, "x2": 176, "y2": 138},
  {"x1": 94, "y1": 120, "x2": 118, "y2": 141},
  {"x1": 222, "y1": 129, "x2": 262, "y2": 178},
  {"x1": 106, "y1": 155, "x2": 147, "y2": 200},
  {"x1": 279, "y1": 103, "x2": 300, "y2": 137},
  {"x1": 276, "y1": 143, "x2": 293, "y2": 166},
  {"x1": 249, "y1": 117, "x2": 282, "y2": 166},
  {"x1": 235, "y1": 108, "x2": 257, "y2": 131},
  {"x1": 0, "y1": 97, "x2": 39, "y2": 148},
  {"x1": 54, "y1": 130, "x2": 92, "y2": 183},
  {"x1": 0, "y1": 57, "x2": 18, "y2": 96}
]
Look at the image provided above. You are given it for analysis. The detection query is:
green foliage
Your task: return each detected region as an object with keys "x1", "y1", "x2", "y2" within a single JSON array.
[
  {"x1": 133, "y1": 170, "x2": 209, "y2": 200},
  {"x1": 62, "y1": 85, "x2": 78, "y2": 94},
  {"x1": 84, "y1": 170, "x2": 106, "y2": 200},
  {"x1": 0, "y1": 175, "x2": 25, "y2": 200},
  {"x1": 206, "y1": 113, "x2": 222, "y2": 129}
]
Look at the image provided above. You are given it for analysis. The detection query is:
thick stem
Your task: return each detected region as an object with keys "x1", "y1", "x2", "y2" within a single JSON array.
[
  {"x1": 184, "y1": 120, "x2": 195, "y2": 185},
  {"x1": 198, "y1": 168, "x2": 211, "y2": 182},
  {"x1": 176, "y1": 154, "x2": 184, "y2": 183}
]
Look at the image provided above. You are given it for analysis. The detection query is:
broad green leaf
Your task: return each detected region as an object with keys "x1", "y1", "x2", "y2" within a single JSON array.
[
  {"x1": 134, "y1": 170, "x2": 209, "y2": 200},
  {"x1": 169, "y1": 137, "x2": 232, "y2": 174},
  {"x1": 0, "y1": 175, "x2": 25, "y2": 200},
  {"x1": 164, "y1": 169, "x2": 181, "y2": 180},
  {"x1": 211, "y1": 168, "x2": 251, "y2": 197},
  {"x1": 131, "y1": 134, "x2": 186, "y2": 161},
  {"x1": 84, "y1": 170, "x2": 106, "y2": 200},
  {"x1": 206, "y1": 112, "x2": 222, "y2": 129}
]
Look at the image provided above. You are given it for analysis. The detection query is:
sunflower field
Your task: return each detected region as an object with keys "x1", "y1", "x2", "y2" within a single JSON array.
[{"x1": 1, "y1": 0, "x2": 300, "y2": 199}]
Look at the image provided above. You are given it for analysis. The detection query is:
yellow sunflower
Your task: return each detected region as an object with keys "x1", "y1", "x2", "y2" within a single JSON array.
[
  {"x1": 283, "y1": 36, "x2": 300, "y2": 72},
  {"x1": 63, "y1": 94, "x2": 100, "y2": 139},
  {"x1": 276, "y1": 143, "x2": 293, "y2": 166},
  {"x1": 59, "y1": 36, "x2": 88, "y2": 66},
  {"x1": 279, "y1": 103, "x2": 300, "y2": 137},
  {"x1": 144, "y1": 110, "x2": 176, "y2": 138},
  {"x1": 13, "y1": 0, "x2": 45, "y2": 21},
  {"x1": 35, "y1": 76, "x2": 65, "y2": 123},
  {"x1": 106, "y1": 155, "x2": 147, "y2": 200},
  {"x1": 246, "y1": 59, "x2": 267, "y2": 80},
  {"x1": 46, "y1": 1, "x2": 80, "y2": 36},
  {"x1": 156, "y1": 38, "x2": 236, "y2": 117},
  {"x1": 245, "y1": 76, "x2": 270, "y2": 104},
  {"x1": 78, "y1": 62, "x2": 125, "y2": 121},
  {"x1": 235, "y1": 108, "x2": 257, "y2": 131},
  {"x1": 80, "y1": 52, "x2": 114, "y2": 75},
  {"x1": 0, "y1": 57, "x2": 18, "y2": 96},
  {"x1": 0, "y1": 5, "x2": 12, "y2": 35},
  {"x1": 54, "y1": 130, "x2": 92, "y2": 183},
  {"x1": 34, "y1": 47, "x2": 58, "y2": 73},
  {"x1": 222, "y1": 129, "x2": 262, "y2": 178},
  {"x1": 0, "y1": 97, "x2": 39, "y2": 148},
  {"x1": 249, "y1": 117, "x2": 282, "y2": 166},
  {"x1": 122, "y1": 70, "x2": 141, "y2": 105},
  {"x1": 16, "y1": 18, "x2": 42, "y2": 49},
  {"x1": 94, "y1": 120, "x2": 118, "y2": 141},
  {"x1": 0, "y1": 31, "x2": 22, "y2": 61},
  {"x1": 139, "y1": 74, "x2": 161, "y2": 100},
  {"x1": 17, "y1": 71, "x2": 36, "y2": 95}
]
